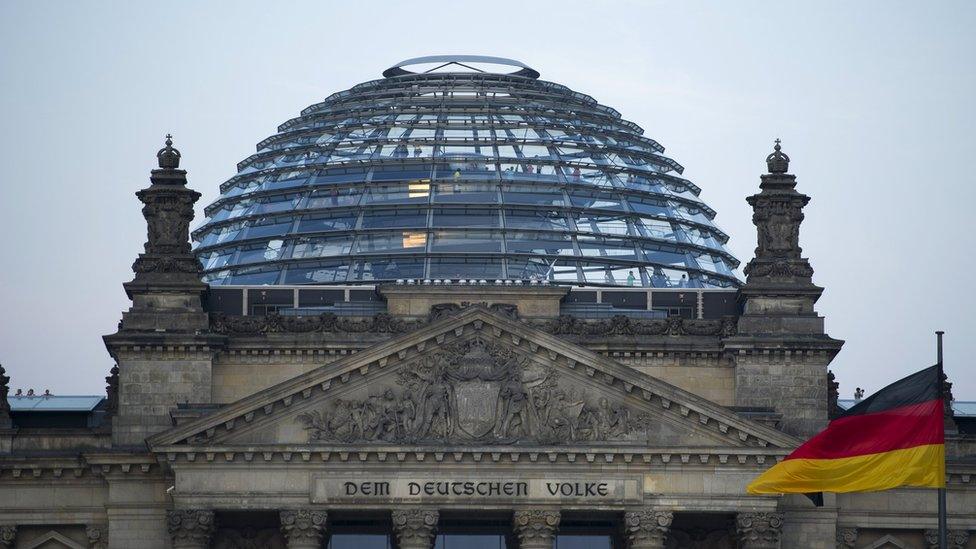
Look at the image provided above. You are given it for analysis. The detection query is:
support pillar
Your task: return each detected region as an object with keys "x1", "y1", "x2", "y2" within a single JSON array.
[
  {"x1": 735, "y1": 512, "x2": 783, "y2": 549},
  {"x1": 623, "y1": 509, "x2": 673, "y2": 549},
  {"x1": 512, "y1": 510, "x2": 560, "y2": 549},
  {"x1": 279, "y1": 509, "x2": 327, "y2": 549},
  {"x1": 167, "y1": 510, "x2": 215, "y2": 549},
  {"x1": 392, "y1": 509, "x2": 439, "y2": 549}
]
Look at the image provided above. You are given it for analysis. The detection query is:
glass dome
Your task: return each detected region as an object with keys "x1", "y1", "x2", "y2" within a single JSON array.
[{"x1": 193, "y1": 57, "x2": 740, "y2": 288}]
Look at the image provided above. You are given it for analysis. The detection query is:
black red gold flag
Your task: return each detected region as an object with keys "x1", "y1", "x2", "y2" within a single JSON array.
[{"x1": 748, "y1": 365, "x2": 944, "y2": 495}]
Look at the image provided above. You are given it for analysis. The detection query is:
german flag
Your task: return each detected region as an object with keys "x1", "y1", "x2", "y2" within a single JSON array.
[{"x1": 748, "y1": 365, "x2": 945, "y2": 495}]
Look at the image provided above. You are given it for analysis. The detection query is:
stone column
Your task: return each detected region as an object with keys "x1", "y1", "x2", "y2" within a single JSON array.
[
  {"x1": 167, "y1": 510, "x2": 215, "y2": 549},
  {"x1": 512, "y1": 510, "x2": 560, "y2": 549},
  {"x1": 86, "y1": 524, "x2": 108, "y2": 549},
  {"x1": 280, "y1": 509, "x2": 327, "y2": 549},
  {"x1": 623, "y1": 509, "x2": 673, "y2": 549},
  {"x1": 735, "y1": 512, "x2": 783, "y2": 549},
  {"x1": 392, "y1": 509, "x2": 439, "y2": 549}
]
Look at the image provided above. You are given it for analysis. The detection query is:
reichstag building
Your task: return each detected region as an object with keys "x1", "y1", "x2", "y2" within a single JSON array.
[{"x1": 1, "y1": 56, "x2": 973, "y2": 548}]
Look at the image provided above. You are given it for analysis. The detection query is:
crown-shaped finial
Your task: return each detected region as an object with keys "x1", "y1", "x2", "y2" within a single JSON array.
[
  {"x1": 156, "y1": 133, "x2": 181, "y2": 169},
  {"x1": 765, "y1": 138, "x2": 790, "y2": 174}
]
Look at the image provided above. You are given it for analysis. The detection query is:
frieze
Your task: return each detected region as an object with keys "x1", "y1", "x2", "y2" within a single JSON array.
[
  {"x1": 209, "y1": 312, "x2": 424, "y2": 335},
  {"x1": 533, "y1": 315, "x2": 737, "y2": 338},
  {"x1": 209, "y1": 311, "x2": 737, "y2": 338},
  {"x1": 297, "y1": 337, "x2": 651, "y2": 445}
]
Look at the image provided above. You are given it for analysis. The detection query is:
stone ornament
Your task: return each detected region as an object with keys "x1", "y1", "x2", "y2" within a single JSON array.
[
  {"x1": 925, "y1": 529, "x2": 970, "y2": 549},
  {"x1": 835, "y1": 527, "x2": 857, "y2": 548},
  {"x1": 512, "y1": 510, "x2": 560, "y2": 547},
  {"x1": 540, "y1": 314, "x2": 737, "y2": 338},
  {"x1": 623, "y1": 509, "x2": 673, "y2": 548},
  {"x1": 209, "y1": 310, "x2": 738, "y2": 338},
  {"x1": 210, "y1": 311, "x2": 424, "y2": 335},
  {"x1": 86, "y1": 524, "x2": 108, "y2": 549},
  {"x1": 279, "y1": 509, "x2": 327, "y2": 546},
  {"x1": 392, "y1": 509, "x2": 439, "y2": 549},
  {"x1": 0, "y1": 526, "x2": 16, "y2": 548},
  {"x1": 735, "y1": 512, "x2": 783, "y2": 548},
  {"x1": 297, "y1": 337, "x2": 649, "y2": 445},
  {"x1": 167, "y1": 509, "x2": 215, "y2": 548}
]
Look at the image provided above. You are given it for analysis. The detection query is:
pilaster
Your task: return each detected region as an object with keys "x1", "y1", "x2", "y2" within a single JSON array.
[
  {"x1": 736, "y1": 512, "x2": 783, "y2": 549},
  {"x1": 623, "y1": 508, "x2": 673, "y2": 549},
  {"x1": 512, "y1": 509, "x2": 560, "y2": 549},
  {"x1": 279, "y1": 509, "x2": 327, "y2": 549},
  {"x1": 167, "y1": 509, "x2": 215, "y2": 549},
  {"x1": 392, "y1": 509, "x2": 439, "y2": 549}
]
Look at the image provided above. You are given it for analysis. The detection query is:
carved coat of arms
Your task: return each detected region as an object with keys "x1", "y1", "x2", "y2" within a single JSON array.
[{"x1": 297, "y1": 338, "x2": 646, "y2": 445}]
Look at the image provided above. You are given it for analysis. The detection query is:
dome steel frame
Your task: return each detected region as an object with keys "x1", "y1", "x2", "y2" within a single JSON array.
[{"x1": 193, "y1": 67, "x2": 740, "y2": 289}]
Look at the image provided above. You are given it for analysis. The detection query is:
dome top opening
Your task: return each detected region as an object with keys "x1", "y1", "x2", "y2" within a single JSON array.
[{"x1": 383, "y1": 55, "x2": 541, "y2": 79}]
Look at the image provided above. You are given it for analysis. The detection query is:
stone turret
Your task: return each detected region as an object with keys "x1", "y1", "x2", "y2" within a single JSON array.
[
  {"x1": 104, "y1": 136, "x2": 223, "y2": 446},
  {"x1": 120, "y1": 134, "x2": 208, "y2": 332},
  {"x1": 725, "y1": 141, "x2": 843, "y2": 437}
]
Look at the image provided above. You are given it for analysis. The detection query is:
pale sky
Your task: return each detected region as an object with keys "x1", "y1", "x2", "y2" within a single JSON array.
[{"x1": 1, "y1": 1, "x2": 973, "y2": 401}]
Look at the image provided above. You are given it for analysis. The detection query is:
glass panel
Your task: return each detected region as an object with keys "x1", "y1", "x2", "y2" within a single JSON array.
[
  {"x1": 289, "y1": 236, "x2": 354, "y2": 259},
  {"x1": 635, "y1": 218, "x2": 675, "y2": 240},
  {"x1": 574, "y1": 213, "x2": 630, "y2": 236},
  {"x1": 361, "y1": 208, "x2": 428, "y2": 229},
  {"x1": 432, "y1": 207, "x2": 500, "y2": 228},
  {"x1": 429, "y1": 258, "x2": 503, "y2": 279},
  {"x1": 237, "y1": 239, "x2": 285, "y2": 264},
  {"x1": 581, "y1": 262, "x2": 645, "y2": 287},
  {"x1": 505, "y1": 231, "x2": 575, "y2": 255},
  {"x1": 200, "y1": 249, "x2": 234, "y2": 270},
  {"x1": 328, "y1": 534, "x2": 391, "y2": 549},
  {"x1": 283, "y1": 261, "x2": 350, "y2": 284},
  {"x1": 507, "y1": 258, "x2": 579, "y2": 282},
  {"x1": 503, "y1": 209, "x2": 568, "y2": 231},
  {"x1": 434, "y1": 534, "x2": 507, "y2": 549},
  {"x1": 501, "y1": 185, "x2": 563, "y2": 206},
  {"x1": 433, "y1": 183, "x2": 498, "y2": 204},
  {"x1": 627, "y1": 197, "x2": 669, "y2": 217},
  {"x1": 568, "y1": 190, "x2": 623, "y2": 211},
  {"x1": 243, "y1": 219, "x2": 293, "y2": 239},
  {"x1": 555, "y1": 535, "x2": 612, "y2": 549},
  {"x1": 296, "y1": 214, "x2": 358, "y2": 234},
  {"x1": 362, "y1": 182, "x2": 431, "y2": 205},
  {"x1": 307, "y1": 187, "x2": 362, "y2": 209},
  {"x1": 354, "y1": 231, "x2": 427, "y2": 254},
  {"x1": 226, "y1": 266, "x2": 280, "y2": 285},
  {"x1": 356, "y1": 258, "x2": 425, "y2": 280},
  {"x1": 430, "y1": 230, "x2": 502, "y2": 253},
  {"x1": 576, "y1": 236, "x2": 640, "y2": 260}
]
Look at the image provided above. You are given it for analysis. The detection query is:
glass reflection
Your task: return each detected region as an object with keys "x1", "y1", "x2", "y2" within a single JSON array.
[{"x1": 194, "y1": 70, "x2": 742, "y2": 288}]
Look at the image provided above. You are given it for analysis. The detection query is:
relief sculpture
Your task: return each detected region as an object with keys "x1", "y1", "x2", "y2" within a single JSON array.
[{"x1": 297, "y1": 338, "x2": 649, "y2": 444}]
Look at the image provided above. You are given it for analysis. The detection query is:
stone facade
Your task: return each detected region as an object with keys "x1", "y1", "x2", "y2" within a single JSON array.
[{"x1": 0, "y1": 140, "x2": 973, "y2": 549}]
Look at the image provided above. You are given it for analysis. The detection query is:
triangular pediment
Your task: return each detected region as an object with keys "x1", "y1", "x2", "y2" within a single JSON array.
[{"x1": 149, "y1": 308, "x2": 799, "y2": 451}]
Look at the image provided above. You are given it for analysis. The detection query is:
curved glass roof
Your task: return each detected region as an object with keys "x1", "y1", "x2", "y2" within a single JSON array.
[{"x1": 193, "y1": 58, "x2": 740, "y2": 288}]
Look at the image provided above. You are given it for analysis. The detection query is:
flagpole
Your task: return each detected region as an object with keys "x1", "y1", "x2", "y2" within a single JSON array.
[{"x1": 937, "y1": 330, "x2": 947, "y2": 549}]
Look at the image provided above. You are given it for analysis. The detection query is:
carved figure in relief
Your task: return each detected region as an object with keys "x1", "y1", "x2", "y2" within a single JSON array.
[{"x1": 297, "y1": 337, "x2": 649, "y2": 445}]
